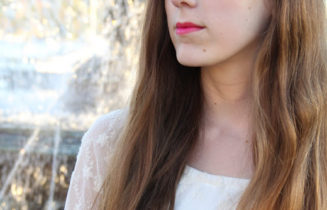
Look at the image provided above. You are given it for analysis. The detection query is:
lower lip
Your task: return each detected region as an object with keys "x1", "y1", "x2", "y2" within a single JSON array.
[{"x1": 176, "y1": 27, "x2": 204, "y2": 35}]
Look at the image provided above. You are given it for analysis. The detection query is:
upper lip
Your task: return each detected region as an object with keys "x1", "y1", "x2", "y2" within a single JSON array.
[{"x1": 176, "y1": 22, "x2": 205, "y2": 29}]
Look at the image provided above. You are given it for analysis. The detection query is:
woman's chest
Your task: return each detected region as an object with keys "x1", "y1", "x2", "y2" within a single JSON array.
[{"x1": 186, "y1": 134, "x2": 254, "y2": 179}]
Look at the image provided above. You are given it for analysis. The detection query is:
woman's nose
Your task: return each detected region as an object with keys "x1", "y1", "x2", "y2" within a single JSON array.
[{"x1": 171, "y1": 0, "x2": 197, "y2": 8}]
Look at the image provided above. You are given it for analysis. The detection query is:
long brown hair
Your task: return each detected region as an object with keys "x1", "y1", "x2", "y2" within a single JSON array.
[{"x1": 94, "y1": 0, "x2": 327, "y2": 209}]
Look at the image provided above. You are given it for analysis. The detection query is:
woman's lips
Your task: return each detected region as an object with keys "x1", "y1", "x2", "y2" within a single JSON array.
[{"x1": 175, "y1": 22, "x2": 205, "y2": 35}]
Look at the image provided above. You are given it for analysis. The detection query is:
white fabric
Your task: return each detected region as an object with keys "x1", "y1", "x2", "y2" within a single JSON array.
[
  {"x1": 64, "y1": 109, "x2": 250, "y2": 210},
  {"x1": 175, "y1": 165, "x2": 250, "y2": 210}
]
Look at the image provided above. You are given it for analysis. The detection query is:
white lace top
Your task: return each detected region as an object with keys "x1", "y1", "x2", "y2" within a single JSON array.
[{"x1": 64, "y1": 109, "x2": 250, "y2": 210}]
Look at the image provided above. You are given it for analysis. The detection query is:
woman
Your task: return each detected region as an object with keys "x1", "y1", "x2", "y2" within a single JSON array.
[{"x1": 65, "y1": 0, "x2": 327, "y2": 209}]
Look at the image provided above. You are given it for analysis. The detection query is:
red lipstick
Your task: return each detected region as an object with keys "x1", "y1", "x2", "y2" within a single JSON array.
[{"x1": 176, "y1": 22, "x2": 205, "y2": 35}]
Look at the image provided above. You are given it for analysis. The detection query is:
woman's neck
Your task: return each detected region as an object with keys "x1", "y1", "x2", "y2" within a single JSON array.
[{"x1": 200, "y1": 52, "x2": 254, "y2": 140}]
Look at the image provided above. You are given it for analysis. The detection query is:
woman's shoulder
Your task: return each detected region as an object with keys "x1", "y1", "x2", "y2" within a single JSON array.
[
  {"x1": 85, "y1": 108, "x2": 128, "y2": 136},
  {"x1": 65, "y1": 108, "x2": 129, "y2": 209},
  {"x1": 80, "y1": 108, "x2": 128, "y2": 154}
]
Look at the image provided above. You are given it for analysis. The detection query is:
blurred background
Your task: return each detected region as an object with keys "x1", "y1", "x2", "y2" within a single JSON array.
[{"x1": 0, "y1": 0, "x2": 144, "y2": 209}]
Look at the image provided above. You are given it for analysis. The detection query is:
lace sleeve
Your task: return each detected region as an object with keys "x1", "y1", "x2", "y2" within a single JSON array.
[{"x1": 64, "y1": 109, "x2": 127, "y2": 210}]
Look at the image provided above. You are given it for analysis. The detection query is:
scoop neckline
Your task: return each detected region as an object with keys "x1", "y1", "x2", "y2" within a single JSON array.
[{"x1": 185, "y1": 164, "x2": 251, "y2": 182}]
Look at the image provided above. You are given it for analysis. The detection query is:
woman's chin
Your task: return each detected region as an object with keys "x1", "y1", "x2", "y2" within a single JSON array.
[{"x1": 176, "y1": 56, "x2": 204, "y2": 67}]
